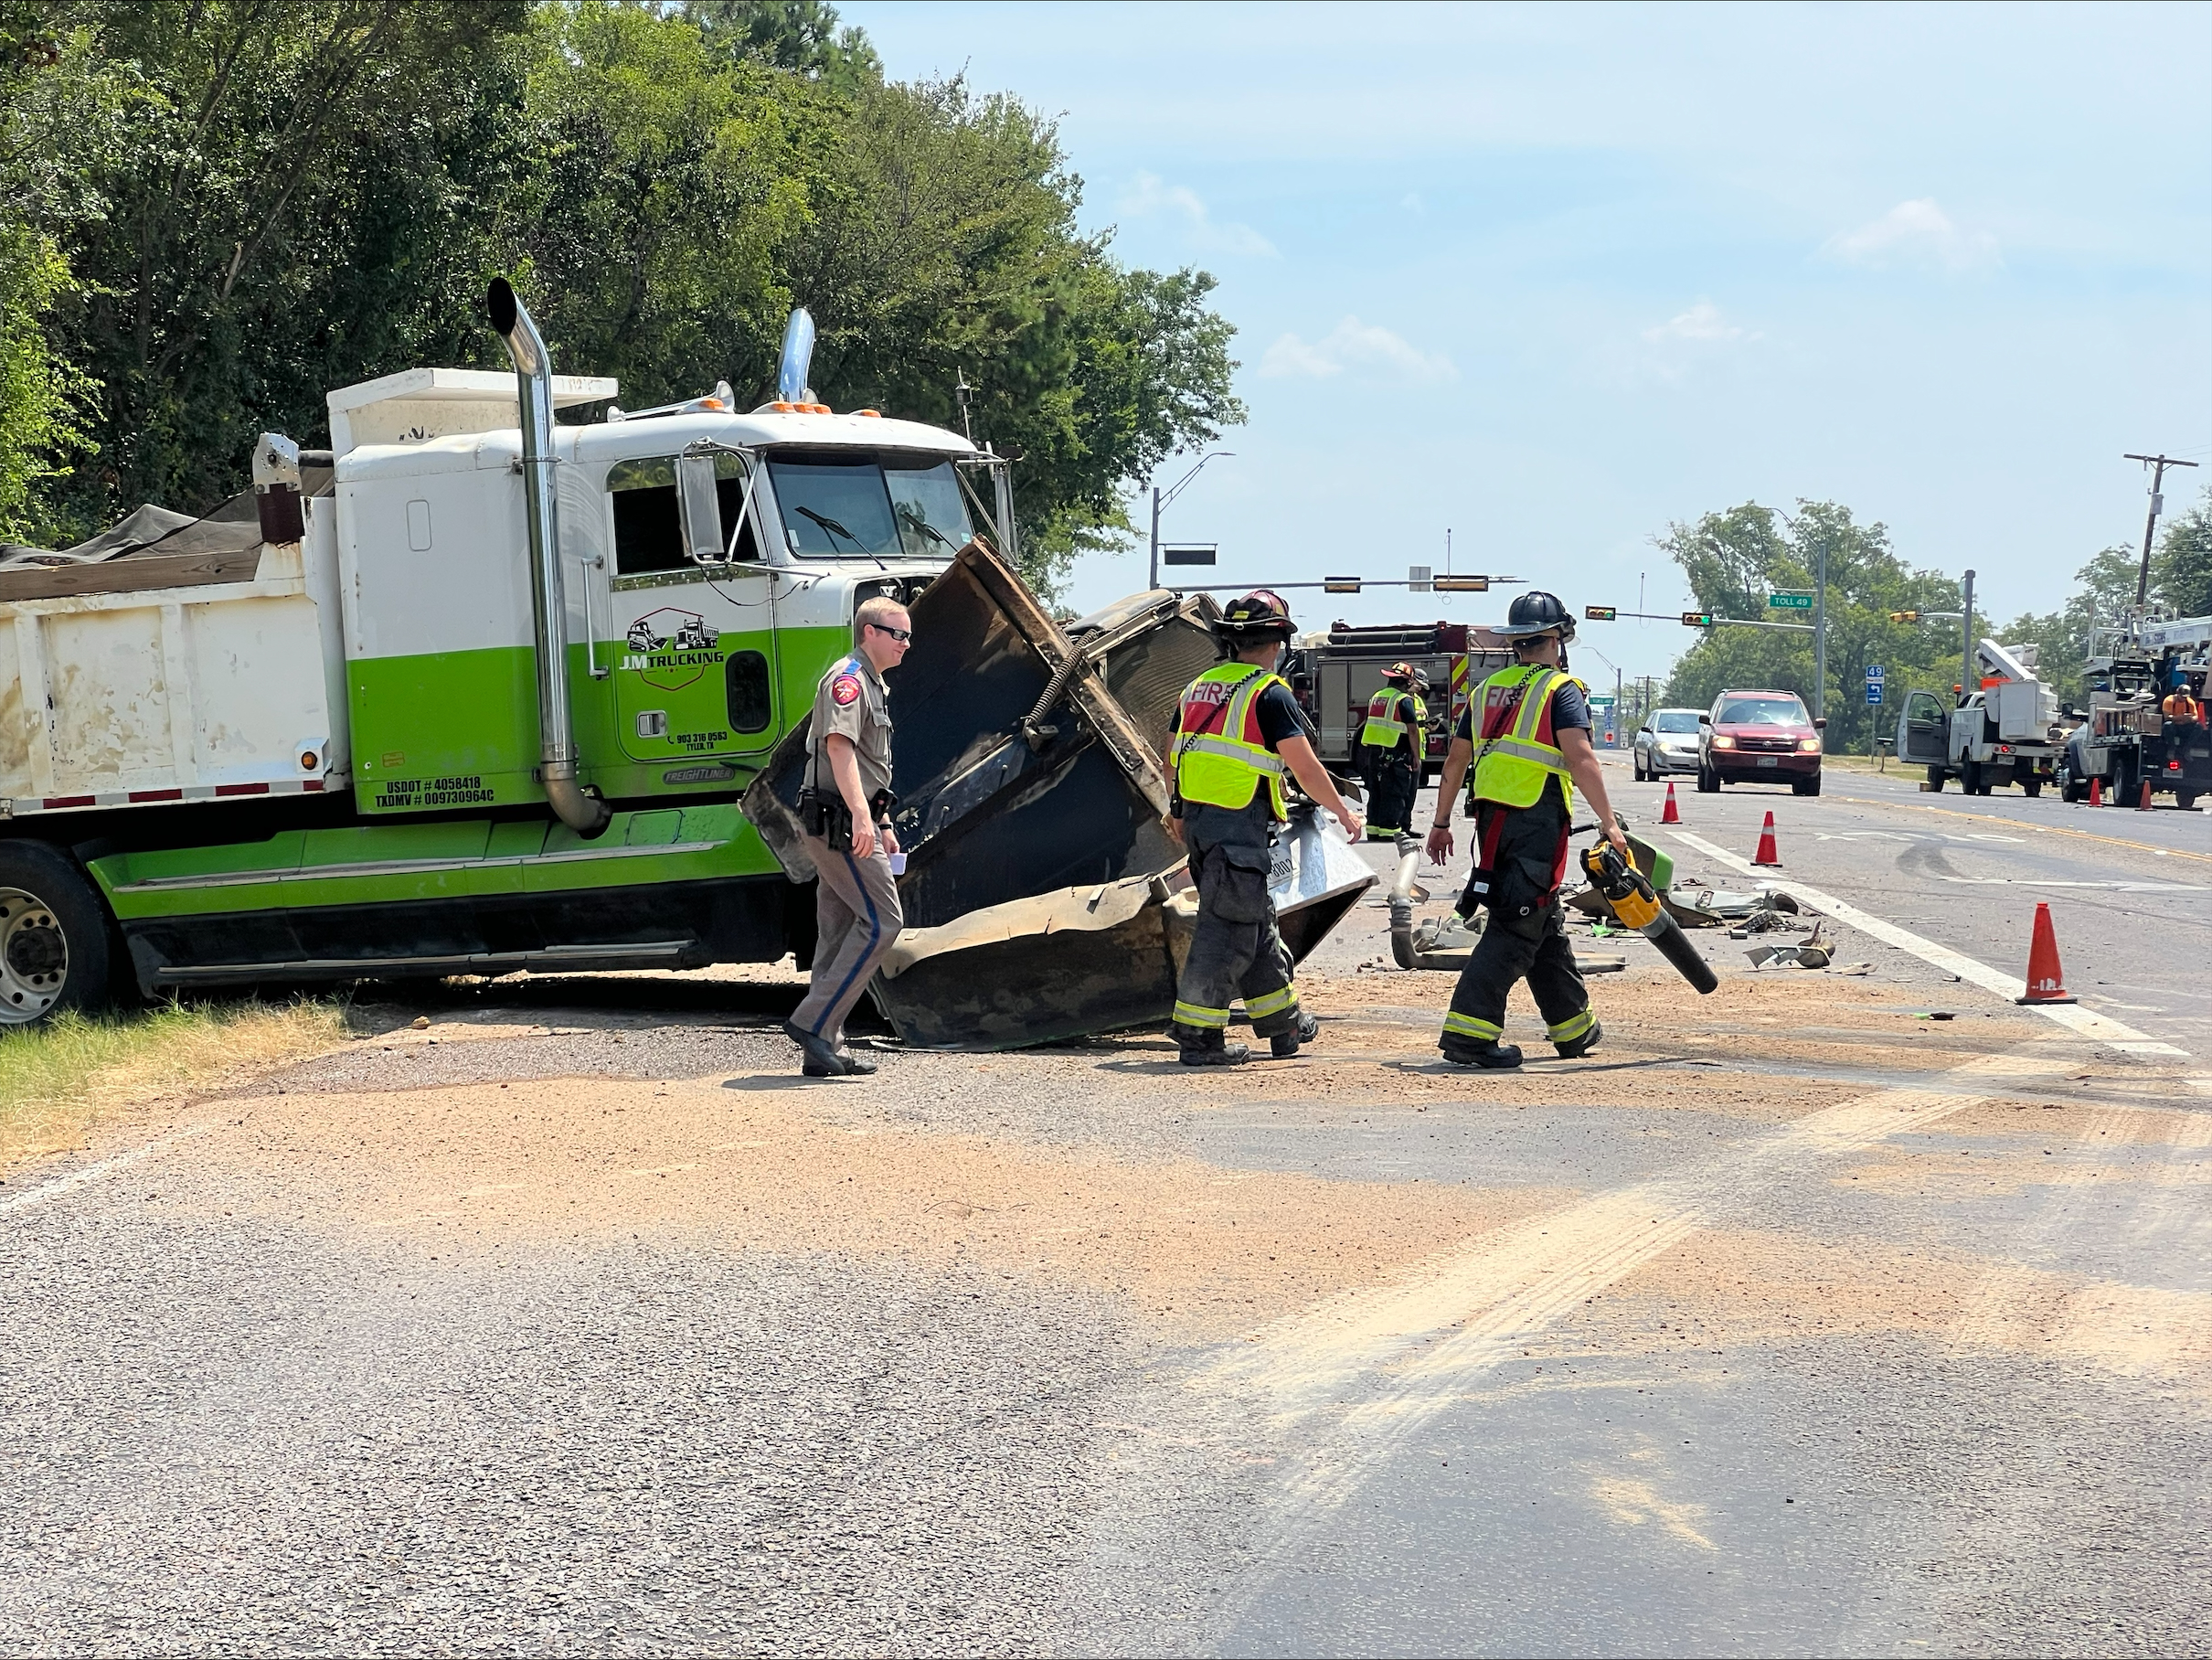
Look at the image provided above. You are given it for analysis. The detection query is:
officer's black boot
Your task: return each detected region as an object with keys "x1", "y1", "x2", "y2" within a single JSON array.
[
  {"x1": 1270, "y1": 1013, "x2": 1321, "y2": 1059},
  {"x1": 837, "y1": 1045, "x2": 879, "y2": 1076},
  {"x1": 1553, "y1": 1019, "x2": 1602, "y2": 1060},
  {"x1": 1440, "y1": 1035, "x2": 1524, "y2": 1069},
  {"x1": 782, "y1": 1017, "x2": 858, "y2": 1078}
]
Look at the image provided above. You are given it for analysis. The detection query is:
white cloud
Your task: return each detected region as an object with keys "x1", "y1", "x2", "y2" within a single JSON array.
[
  {"x1": 1643, "y1": 302, "x2": 1755, "y2": 344},
  {"x1": 1118, "y1": 172, "x2": 1277, "y2": 257},
  {"x1": 1822, "y1": 198, "x2": 2002, "y2": 272},
  {"x1": 1259, "y1": 315, "x2": 1458, "y2": 382}
]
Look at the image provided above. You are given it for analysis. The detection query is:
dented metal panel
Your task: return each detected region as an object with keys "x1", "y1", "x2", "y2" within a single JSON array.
[{"x1": 743, "y1": 542, "x2": 1377, "y2": 1048}]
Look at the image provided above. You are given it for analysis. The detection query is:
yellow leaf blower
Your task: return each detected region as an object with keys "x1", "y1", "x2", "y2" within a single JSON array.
[{"x1": 1581, "y1": 831, "x2": 1718, "y2": 995}]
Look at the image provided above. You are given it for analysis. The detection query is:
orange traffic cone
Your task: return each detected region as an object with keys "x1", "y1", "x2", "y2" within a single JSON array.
[
  {"x1": 1662, "y1": 781, "x2": 1681, "y2": 825},
  {"x1": 1752, "y1": 810, "x2": 1781, "y2": 867},
  {"x1": 2089, "y1": 774, "x2": 2102, "y2": 807},
  {"x1": 2138, "y1": 779, "x2": 2154, "y2": 811},
  {"x1": 2015, "y1": 902, "x2": 2076, "y2": 1004}
]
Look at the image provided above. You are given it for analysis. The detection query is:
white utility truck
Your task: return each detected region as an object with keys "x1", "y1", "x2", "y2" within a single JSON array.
[
  {"x1": 0, "y1": 282, "x2": 1005, "y2": 1021},
  {"x1": 1897, "y1": 638, "x2": 2066, "y2": 796}
]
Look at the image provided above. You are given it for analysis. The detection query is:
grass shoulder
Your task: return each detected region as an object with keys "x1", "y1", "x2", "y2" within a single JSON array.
[{"x1": 0, "y1": 997, "x2": 351, "y2": 1171}]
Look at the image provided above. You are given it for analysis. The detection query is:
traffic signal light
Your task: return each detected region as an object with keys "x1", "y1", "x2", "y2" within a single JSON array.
[
  {"x1": 1585, "y1": 606, "x2": 1617, "y2": 621},
  {"x1": 1681, "y1": 612, "x2": 1715, "y2": 628},
  {"x1": 1888, "y1": 611, "x2": 1920, "y2": 622}
]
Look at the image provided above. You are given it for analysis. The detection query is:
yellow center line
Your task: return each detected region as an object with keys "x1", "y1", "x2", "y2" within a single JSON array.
[{"x1": 1826, "y1": 793, "x2": 2212, "y2": 866}]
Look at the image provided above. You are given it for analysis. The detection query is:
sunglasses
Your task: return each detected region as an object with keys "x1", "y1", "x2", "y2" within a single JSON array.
[{"x1": 867, "y1": 622, "x2": 912, "y2": 642}]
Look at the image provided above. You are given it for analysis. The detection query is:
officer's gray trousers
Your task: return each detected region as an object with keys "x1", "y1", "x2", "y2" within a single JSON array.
[
  {"x1": 1171, "y1": 838, "x2": 1301, "y2": 1046},
  {"x1": 792, "y1": 835, "x2": 903, "y2": 1044}
]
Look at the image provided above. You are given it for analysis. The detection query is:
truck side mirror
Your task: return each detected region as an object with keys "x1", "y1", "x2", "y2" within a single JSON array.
[
  {"x1": 675, "y1": 450, "x2": 726, "y2": 564},
  {"x1": 1813, "y1": 717, "x2": 1827, "y2": 730},
  {"x1": 1697, "y1": 712, "x2": 1711, "y2": 725}
]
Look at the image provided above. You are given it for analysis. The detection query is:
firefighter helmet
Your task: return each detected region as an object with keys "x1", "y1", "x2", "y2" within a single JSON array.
[
  {"x1": 1385, "y1": 660, "x2": 1422, "y2": 686},
  {"x1": 1214, "y1": 589, "x2": 1296, "y2": 644},
  {"x1": 1494, "y1": 589, "x2": 1577, "y2": 644}
]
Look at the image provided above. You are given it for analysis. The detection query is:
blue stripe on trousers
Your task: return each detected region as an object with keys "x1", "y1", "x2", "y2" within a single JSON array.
[{"x1": 814, "y1": 847, "x2": 883, "y2": 1037}]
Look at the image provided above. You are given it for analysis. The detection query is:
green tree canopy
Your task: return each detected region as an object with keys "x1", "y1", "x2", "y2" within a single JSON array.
[{"x1": 2, "y1": 0, "x2": 1243, "y2": 594}]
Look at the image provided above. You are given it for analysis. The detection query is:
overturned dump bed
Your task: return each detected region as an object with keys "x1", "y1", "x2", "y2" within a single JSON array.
[{"x1": 742, "y1": 542, "x2": 1374, "y2": 1048}]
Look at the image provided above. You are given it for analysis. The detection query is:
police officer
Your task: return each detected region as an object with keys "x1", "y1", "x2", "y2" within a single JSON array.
[
  {"x1": 782, "y1": 595, "x2": 911, "y2": 1078},
  {"x1": 1167, "y1": 591, "x2": 1365, "y2": 1066},
  {"x1": 1356, "y1": 661, "x2": 1429, "y2": 842},
  {"x1": 1424, "y1": 591, "x2": 1628, "y2": 1069}
]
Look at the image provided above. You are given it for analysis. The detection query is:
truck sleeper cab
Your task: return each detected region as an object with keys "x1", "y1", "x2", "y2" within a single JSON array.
[{"x1": 0, "y1": 346, "x2": 992, "y2": 1022}]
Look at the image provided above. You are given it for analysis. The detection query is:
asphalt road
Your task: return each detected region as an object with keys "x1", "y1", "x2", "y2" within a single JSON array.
[{"x1": 0, "y1": 756, "x2": 2204, "y2": 1656}]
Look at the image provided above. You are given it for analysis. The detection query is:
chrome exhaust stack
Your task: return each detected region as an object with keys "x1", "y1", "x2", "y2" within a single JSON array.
[{"x1": 486, "y1": 277, "x2": 611, "y2": 836}]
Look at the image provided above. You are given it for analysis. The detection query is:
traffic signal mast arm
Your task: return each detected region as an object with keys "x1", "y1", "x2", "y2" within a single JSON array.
[{"x1": 1583, "y1": 609, "x2": 1814, "y2": 633}]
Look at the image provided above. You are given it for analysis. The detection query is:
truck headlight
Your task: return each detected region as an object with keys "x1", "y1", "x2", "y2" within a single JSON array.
[
  {"x1": 1711, "y1": 734, "x2": 1735, "y2": 750},
  {"x1": 1798, "y1": 738, "x2": 1822, "y2": 752}
]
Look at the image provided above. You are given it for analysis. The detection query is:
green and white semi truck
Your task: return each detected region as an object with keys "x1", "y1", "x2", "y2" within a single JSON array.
[{"x1": 0, "y1": 282, "x2": 1003, "y2": 1023}]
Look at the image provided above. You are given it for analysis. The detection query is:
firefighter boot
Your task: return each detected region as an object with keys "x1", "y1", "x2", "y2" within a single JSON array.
[
  {"x1": 1554, "y1": 1018, "x2": 1603, "y2": 1060},
  {"x1": 1175, "y1": 1025, "x2": 1251, "y2": 1067},
  {"x1": 1439, "y1": 1035, "x2": 1524, "y2": 1069},
  {"x1": 1271, "y1": 1013, "x2": 1321, "y2": 1059}
]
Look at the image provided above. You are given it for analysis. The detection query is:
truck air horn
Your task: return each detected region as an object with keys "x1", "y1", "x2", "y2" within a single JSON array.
[{"x1": 1580, "y1": 819, "x2": 1718, "y2": 995}]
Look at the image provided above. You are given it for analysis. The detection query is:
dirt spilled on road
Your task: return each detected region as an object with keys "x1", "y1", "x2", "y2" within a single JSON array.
[{"x1": 191, "y1": 1073, "x2": 1573, "y2": 1339}]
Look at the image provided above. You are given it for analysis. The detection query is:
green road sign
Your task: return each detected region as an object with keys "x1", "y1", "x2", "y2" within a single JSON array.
[{"x1": 1767, "y1": 592, "x2": 1814, "y2": 610}]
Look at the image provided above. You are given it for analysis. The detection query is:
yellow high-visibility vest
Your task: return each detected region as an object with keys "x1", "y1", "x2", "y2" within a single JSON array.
[
  {"x1": 1174, "y1": 663, "x2": 1290, "y2": 819},
  {"x1": 1358, "y1": 689, "x2": 1428, "y2": 752},
  {"x1": 1469, "y1": 664, "x2": 1575, "y2": 812}
]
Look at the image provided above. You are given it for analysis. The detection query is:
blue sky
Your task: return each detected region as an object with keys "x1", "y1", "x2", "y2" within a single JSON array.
[{"x1": 845, "y1": 1, "x2": 2212, "y2": 686}]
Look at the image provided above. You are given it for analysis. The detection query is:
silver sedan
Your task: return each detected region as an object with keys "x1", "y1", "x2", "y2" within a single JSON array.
[{"x1": 1632, "y1": 708, "x2": 1705, "y2": 779}]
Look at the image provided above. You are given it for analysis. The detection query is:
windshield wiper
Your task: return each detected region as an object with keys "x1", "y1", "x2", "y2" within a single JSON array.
[{"x1": 795, "y1": 505, "x2": 888, "y2": 569}]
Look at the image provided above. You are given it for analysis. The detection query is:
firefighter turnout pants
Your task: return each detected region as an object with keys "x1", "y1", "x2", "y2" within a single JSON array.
[
  {"x1": 1441, "y1": 800, "x2": 1593, "y2": 1052},
  {"x1": 1172, "y1": 837, "x2": 1302, "y2": 1047},
  {"x1": 792, "y1": 834, "x2": 904, "y2": 1045},
  {"x1": 1363, "y1": 752, "x2": 1419, "y2": 842}
]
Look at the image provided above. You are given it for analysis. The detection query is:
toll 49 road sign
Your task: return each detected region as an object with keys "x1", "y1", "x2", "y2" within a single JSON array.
[{"x1": 1768, "y1": 592, "x2": 1814, "y2": 611}]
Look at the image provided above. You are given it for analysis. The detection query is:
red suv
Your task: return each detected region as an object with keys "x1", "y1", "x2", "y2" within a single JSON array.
[{"x1": 1697, "y1": 689, "x2": 1824, "y2": 795}]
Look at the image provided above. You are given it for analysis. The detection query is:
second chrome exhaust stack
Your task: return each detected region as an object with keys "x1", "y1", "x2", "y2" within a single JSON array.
[{"x1": 487, "y1": 277, "x2": 611, "y2": 836}]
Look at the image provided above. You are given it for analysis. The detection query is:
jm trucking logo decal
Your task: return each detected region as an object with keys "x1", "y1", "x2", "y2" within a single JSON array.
[{"x1": 623, "y1": 608, "x2": 723, "y2": 690}]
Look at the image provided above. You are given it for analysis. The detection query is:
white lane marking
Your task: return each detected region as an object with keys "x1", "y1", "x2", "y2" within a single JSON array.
[
  {"x1": 1668, "y1": 831, "x2": 2191, "y2": 1058},
  {"x1": 1197, "y1": 1046, "x2": 2080, "y2": 1529},
  {"x1": 1927, "y1": 875, "x2": 2210, "y2": 893},
  {"x1": 0, "y1": 1123, "x2": 212, "y2": 1218}
]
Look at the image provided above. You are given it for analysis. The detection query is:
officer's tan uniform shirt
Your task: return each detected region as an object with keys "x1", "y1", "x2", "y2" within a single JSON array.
[{"x1": 808, "y1": 649, "x2": 895, "y2": 808}]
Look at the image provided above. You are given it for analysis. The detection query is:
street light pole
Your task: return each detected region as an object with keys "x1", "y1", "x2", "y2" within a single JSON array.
[{"x1": 1148, "y1": 450, "x2": 1233, "y2": 591}]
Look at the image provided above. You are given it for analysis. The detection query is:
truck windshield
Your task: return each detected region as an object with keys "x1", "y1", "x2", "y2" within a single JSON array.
[
  {"x1": 1654, "y1": 711, "x2": 1699, "y2": 734},
  {"x1": 1717, "y1": 696, "x2": 1810, "y2": 726},
  {"x1": 768, "y1": 452, "x2": 972, "y2": 559}
]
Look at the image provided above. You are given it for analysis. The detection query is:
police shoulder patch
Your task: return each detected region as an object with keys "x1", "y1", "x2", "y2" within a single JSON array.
[{"x1": 831, "y1": 674, "x2": 862, "y2": 707}]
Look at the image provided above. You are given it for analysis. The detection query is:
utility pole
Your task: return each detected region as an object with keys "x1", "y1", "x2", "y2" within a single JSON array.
[
  {"x1": 1812, "y1": 528, "x2": 1829, "y2": 722},
  {"x1": 2122, "y1": 452, "x2": 2199, "y2": 615},
  {"x1": 1960, "y1": 569, "x2": 1974, "y2": 704}
]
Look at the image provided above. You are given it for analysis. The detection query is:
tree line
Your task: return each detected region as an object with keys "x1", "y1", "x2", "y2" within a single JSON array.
[
  {"x1": 1654, "y1": 490, "x2": 2212, "y2": 750},
  {"x1": 0, "y1": 0, "x2": 1245, "y2": 594}
]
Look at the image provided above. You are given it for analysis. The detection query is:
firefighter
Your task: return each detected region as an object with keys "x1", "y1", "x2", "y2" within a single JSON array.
[
  {"x1": 1356, "y1": 662, "x2": 1430, "y2": 843},
  {"x1": 782, "y1": 595, "x2": 911, "y2": 1078},
  {"x1": 1166, "y1": 591, "x2": 1366, "y2": 1066},
  {"x1": 1423, "y1": 591, "x2": 1629, "y2": 1069}
]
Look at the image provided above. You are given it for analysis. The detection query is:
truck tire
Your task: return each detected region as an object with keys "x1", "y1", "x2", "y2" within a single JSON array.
[
  {"x1": 2022, "y1": 779, "x2": 2041, "y2": 799},
  {"x1": 1696, "y1": 761, "x2": 1719, "y2": 793},
  {"x1": 1925, "y1": 765, "x2": 1945, "y2": 792},
  {"x1": 2179, "y1": 791, "x2": 2199, "y2": 811},
  {"x1": 0, "y1": 839, "x2": 113, "y2": 1026},
  {"x1": 1792, "y1": 771, "x2": 1822, "y2": 797},
  {"x1": 2060, "y1": 769, "x2": 2084, "y2": 803},
  {"x1": 1962, "y1": 759, "x2": 1985, "y2": 795}
]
